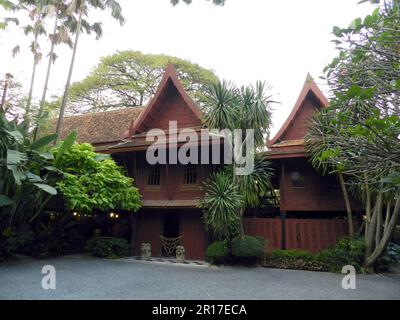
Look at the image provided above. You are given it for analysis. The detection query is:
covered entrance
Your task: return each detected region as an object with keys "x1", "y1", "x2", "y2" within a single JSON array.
[
  {"x1": 161, "y1": 212, "x2": 181, "y2": 257},
  {"x1": 134, "y1": 209, "x2": 207, "y2": 260}
]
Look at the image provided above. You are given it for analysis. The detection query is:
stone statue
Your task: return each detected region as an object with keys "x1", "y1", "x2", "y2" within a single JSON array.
[
  {"x1": 176, "y1": 245, "x2": 185, "y2": 262},
  {"x1": 141, "y1": 242, "x2": 151, "y2": 259}
]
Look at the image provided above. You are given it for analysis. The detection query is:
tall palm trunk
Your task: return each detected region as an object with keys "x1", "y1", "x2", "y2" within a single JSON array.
[
  {"x1": 55, "y1": 1, "x2": 85, "y2": 138},
  {"x1": 338, "y1": 172, "x2": 354, "y2": 238},
  {"x1": 33, "y1": 16, "x2": 59, "y2": 142},
  {"x1": 25, "y1": 30, "x2": 40, "y2": 126}
]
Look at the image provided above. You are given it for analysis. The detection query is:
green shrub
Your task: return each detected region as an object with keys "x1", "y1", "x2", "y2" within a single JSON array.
[
  {"x1": 376, "y1": 243, "x2": 400, "y2": 271},
  {"x1": 392, "y1": 226, "x2": 400, "y2": 246},
  {"x1": 206, "y1": 240, "x2": 229, "y2": 265},
  {"x1": 263, "y1": 249, "x2": 326, "y2": 272},
  {"x1": 85, "y1": 237, "x2": 130, "y2": 259},
  {"x1": 315, "y1": 237, "x2": 366, "y2": 273},
  {"x1": 271, "y1": 249, "x2": 313, "y2": 260},
  {"x1": 231, "y1": 235, "x2": 264, "y2": 265},
  {"x1": 0, "y1": 228, "x2": 33, "y2": 261}
]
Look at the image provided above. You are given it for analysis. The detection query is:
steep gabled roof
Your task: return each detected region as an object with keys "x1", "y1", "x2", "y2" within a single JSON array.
[
  {"x1": 127, "y1": 64, "x2": 203, "y2": 137},
  {"x1": 268, "y1": 73, "x2": 329, "y2": 147}
]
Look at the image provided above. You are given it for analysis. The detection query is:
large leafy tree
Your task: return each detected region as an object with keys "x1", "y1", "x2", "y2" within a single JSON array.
[
  {"x1": 57, "y1": 51, "x2": 218, "y2": 114},
  {"x1": 305, "y1": 0, "x2": 400, "y2": 271},
  {"x1": 53, "y1": 143, "x2": 141, "y2": 213},
  {"x1": 199, "y1": 81, "x2": 275, "y2": 239}
]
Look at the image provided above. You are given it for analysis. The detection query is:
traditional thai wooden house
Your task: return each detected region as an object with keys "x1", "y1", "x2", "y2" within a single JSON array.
[
  {"x1": 56, "y1": 66, "x2": 355, "y2": 259},
  {"x1": 260, "y1": 74, "x2": 361, "y2": 252}
]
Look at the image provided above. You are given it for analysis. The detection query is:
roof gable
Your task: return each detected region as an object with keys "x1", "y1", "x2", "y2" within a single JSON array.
[
  {"x1": 128, "y1": 64, "x2": 203, "y2": 136},
  {"x1": 268, "y1": 73, "x2": 329, "y2": 147}
]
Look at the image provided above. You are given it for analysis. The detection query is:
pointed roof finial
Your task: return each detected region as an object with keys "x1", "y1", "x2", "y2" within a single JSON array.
[
  {"x1": 305, "y1": 72, "x2": 314, "y2": 83},
  {"x1": 267, "y1": 73, "x2": 329, "y2": 147}
]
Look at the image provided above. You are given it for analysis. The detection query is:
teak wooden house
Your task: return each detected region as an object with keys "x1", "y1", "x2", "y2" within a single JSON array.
[{"x1": 57, "y1": 66, "x2": 355, "y2": 259}]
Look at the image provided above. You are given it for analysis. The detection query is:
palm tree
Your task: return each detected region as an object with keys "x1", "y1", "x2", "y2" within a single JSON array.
[
  {"x1": 200, "y1": 80, "x2": 275, "y2": 237},
  {"x1": 33, "y1": 0, "x2": 71, "y2": 141},
  {"x1": 55, "y1": 0, "x2": 125, "y2": 138},
  {"x1": 15, "y1": 1, "x2": 48, "y2": 126},
  {"x1": 199, "y1": 170, "x2": 243, "y2": 241}
]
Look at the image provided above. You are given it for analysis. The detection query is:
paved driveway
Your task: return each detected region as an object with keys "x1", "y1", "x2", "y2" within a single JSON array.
[{"x1": 0, "y1": 255, "x2": 399, "y2": 300}]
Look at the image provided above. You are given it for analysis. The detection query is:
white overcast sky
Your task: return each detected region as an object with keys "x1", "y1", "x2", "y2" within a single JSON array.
[{"x1": 0, "y1": 0, "x2": 376, "y2": 135}]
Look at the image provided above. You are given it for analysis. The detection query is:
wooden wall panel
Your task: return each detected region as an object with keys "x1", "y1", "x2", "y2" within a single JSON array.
[
  {"x1": 134, "y1": 212, "x2": 162, "y2": 256},
  {"x1": 285, "y1": 219, "x2": 348, "y2": 253},
  {"x1": 181, "y1": 212, "x2": 206, "y2": 260},
  {"x1": 243, "y1": 218, "x2": 282, "y2": 251}
]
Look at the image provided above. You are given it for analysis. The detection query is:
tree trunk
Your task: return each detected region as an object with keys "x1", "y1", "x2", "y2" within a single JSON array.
[
  {"x1": 25, "y1": 30, "x2": 40, "y2": 126},
  {"x1": 55, "y1": 2, "x2": 85, "y2": 138},
  {"x1": 33, "y1": 16, "x2": 58, "y2": 142},
  {"x1": 130, "y1": 214, "x2": 138, "y2": 256},
  {"x1": 384, "y1": 199, "x2": 392, "y2": 230},
  {"x1": 364, "y1": 177, "x2": 371, "y2": 237},
  {"x1": 365, "y1": 199, "x2": 400, "y2": 269},
  {"x1": 338, "y1": 173, "x2": 354, "y2": 238},
  {"x1": 1, "y1": 74, "x2": 10, "y2": 110},
  {"x1": 365, "y1": 192, "x2": 382, "y2": 259}
]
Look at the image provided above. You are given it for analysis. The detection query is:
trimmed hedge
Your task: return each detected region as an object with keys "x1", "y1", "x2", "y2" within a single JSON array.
[
  {"x1": 263, "y1": 250, "x2": 327, "y2": 272},
  {"x1": 85, "y1": 237, "x2": 130, "y2": 259},
  {"x1": 206, "y1": 240, "x2": 229, "y2": 265},
  {"x1": 231, "y1": 235, "x2": 264, "y2": 265}
]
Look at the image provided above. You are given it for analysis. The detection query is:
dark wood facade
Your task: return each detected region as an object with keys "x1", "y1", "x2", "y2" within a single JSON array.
[
  {"x1": 266, "y1": 74, "x2": 360, "y2": 216},
  {"x1": 57, "y1": 67, "x2": 356, "y2": 259}
]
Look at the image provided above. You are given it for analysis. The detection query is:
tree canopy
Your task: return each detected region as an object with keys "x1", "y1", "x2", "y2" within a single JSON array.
[
  {"x1": 305, "y1": 0, "x2": 400, "y2": 270},
  {"x1": 58, "y1": 51, "x2": 218, "y2": 114}
]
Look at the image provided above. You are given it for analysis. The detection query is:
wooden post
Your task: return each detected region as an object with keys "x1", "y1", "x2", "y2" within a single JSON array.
[
  {"x1": 130, "y1": 213, "x2": 138, "y2": 256},
  {"x1": 281, "y1": 211, "x2": 287, "y2": 250}
]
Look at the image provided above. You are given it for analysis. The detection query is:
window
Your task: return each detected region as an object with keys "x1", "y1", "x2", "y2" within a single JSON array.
[
  {"x1": 290, "y1": 170, "x2": 305, "y2": 188},
  {"x1": 147, "y1": 166, "x2": 161, "y2": 186},
  {"x1": 183, "y1": 165, "x2": 197, "y2": 185}
]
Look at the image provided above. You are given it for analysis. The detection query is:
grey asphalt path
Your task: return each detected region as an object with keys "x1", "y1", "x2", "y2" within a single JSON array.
[{"x1": 0, "y1": 255, "x2": 399, "y2": 300}]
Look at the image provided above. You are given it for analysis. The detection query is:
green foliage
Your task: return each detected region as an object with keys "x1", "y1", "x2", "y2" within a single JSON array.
[
  {"x1": 316, "y1": 238, "x2": 366, "y2": 273},
  {"x1": 199, "y1": 171, "x2": 243, "y2": 240},
  {"x1": 205, "y1": 240, "x2": 229, "y2": 265},
  {"x1": 231, "y1": 235, "x2": 264, "y2": 265},
  {"x1": 271, "y1": 249, "x2": 313, "y2": 260},
  {"x1": 199, "y1": 158, "x2": 275, "y2": 241},
  {"x1": 393, "y1": 225, "x2": 400, "y2": 245},
  {"x1": 306, "y1": 0, "x2": 400, "y2": 269},
  {"x1": 22, "y1": 212, "x2": 88, "y2": 258},
  {"x1": 264, "y1": 250, "x2": 327, "y2": 272},
  {"x1": 0, "y1": 227, "x2": 32, "y2": 261},
  {"x1": 59, "y1": 51, "x2": 218, "y2": 114},
  {"x1": 85, "y1": 236, "x2": 130, "y2": 258},
  {"x1": 376, "y1": 243, "x2": 400, "y2": 271},
  {"x1": 0, "y1": 108, "x2": 76, "y2": 239},
  {"x1": 53, "y1": 143, "x2": 141, "y2": 213},
  {"x1": 171, "y1": 0, "x2": 225, "y2": 5},
  {"x1": 202, "y1": 80, "x2": 273, "y2": 148}
]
